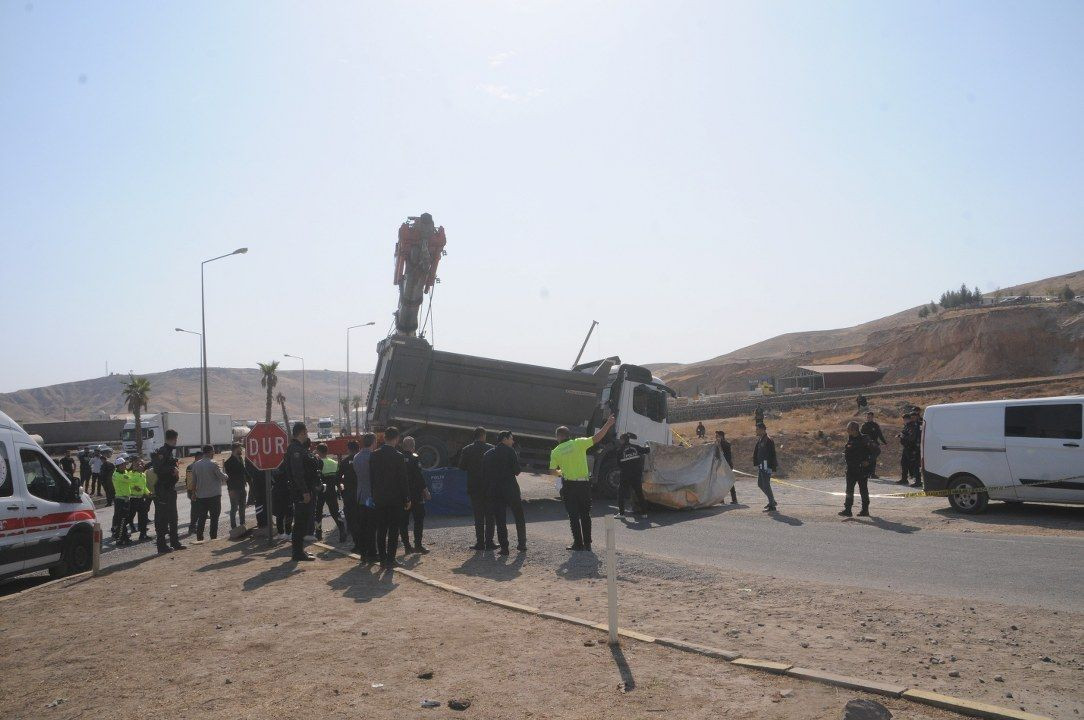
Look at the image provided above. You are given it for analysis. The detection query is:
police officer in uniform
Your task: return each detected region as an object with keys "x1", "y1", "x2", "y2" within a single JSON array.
[
  {"x1": 314, "y1": 443, "x2": 346, "y2": 542},
  {"x1": 840, "y1": 421, "x2": 873, "y2": 517},
  {"x1": 458, "y1": 427, "x2": 495, "y2": 551},
  {"x1": 897, "y1": 411, "x2": 922, "y2": 486},
  {"x1": 399, "y1": 437, "x2": 430, "y2": 553},
  {"x1": 286, "y1": 423, "x2": 315, "y2": 561},
  {"x1": 860, "y1": 411, "x2": 888, "y2": 479},
  {"x1": 151, "y1": 429, "x2": 184, "y2": 554},
  {"x1": 110, "y1": 456, "x2": 133, "y2": 545},
  {"x1": 484, "y1": 431, "x2": 526, "y2": 554},
  {"x1": 616, "y1": 433, "x2": 649, "y2": 516}
]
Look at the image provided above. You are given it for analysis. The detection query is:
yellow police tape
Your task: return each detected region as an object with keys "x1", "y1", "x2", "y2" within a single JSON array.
[{"x1": 744, "y1": 472, "x2": 1081, "y2": 500}]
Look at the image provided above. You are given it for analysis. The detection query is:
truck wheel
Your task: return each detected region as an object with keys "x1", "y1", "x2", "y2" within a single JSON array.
[
  {"x1": 947, "y1": 474, "x2": 988, "y2": 514},
  {"x1": 597, "y1": 465, "x2": 622, "y2": 499},
  {"x1": 414, "y1": 435, "x2": 448, "y2": 470},
  {"x1": 49, "y1": 529, "x2": 93, "y2": 578}
]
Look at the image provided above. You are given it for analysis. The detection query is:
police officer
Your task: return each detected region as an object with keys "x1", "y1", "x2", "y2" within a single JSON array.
[
  {"x1": 128, "y1": 458, "x2": 152, "y2": 542},
  {"x1": 860, "y1": 411, "x2": 888, "y2": 479},
  {"x1": 110, "y1": 455, "x2": 133, "y2": 545},
  {"x1": 303, "y1": 439, "x2": 323, "y2": 539},
  {"x1": 713, "y1": 430, "x2": 739, "y2": 504},
  {"x1": 314, "y1": 443, "x2": 346, "y2": 542},
  {"x1": 897, "y1": 411, "x2": 922, "y2": 486},
  {"x1": 286, "y1": 423, "x2": 315, "y2": 561},
  {"x1": 840, "y1": 421, "x2": 873, "y2": 517},
  {"x1": 399, "y1": 437, "x2": 430, "y2": 553},
  {"x1": 151, "y1": 429, "x2": 184, "y2": 553},
  {"x1": 458, "y1": 427, "x2": 495, "y2": 551},
  {"x1": 616, "y1": 432, "x2": 649, "y2": 516},
  {"x1": 484, "y1": 431, "x2": 526, "y2": 554},
  {"x1": 695, "y1": 422, "x2": 706, "y2": 440}
]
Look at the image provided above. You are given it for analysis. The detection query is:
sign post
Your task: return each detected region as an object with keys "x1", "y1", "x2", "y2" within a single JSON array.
[{"x1": 245, "y1": 422, "x2": 290, "y2": 546}]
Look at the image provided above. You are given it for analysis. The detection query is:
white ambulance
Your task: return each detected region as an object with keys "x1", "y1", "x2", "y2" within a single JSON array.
[{"x1": 1, "y1": 410, "x2": 97, "y2": 580}]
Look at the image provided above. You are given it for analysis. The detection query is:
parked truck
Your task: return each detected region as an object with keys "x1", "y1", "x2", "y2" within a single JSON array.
[
  {"x1": 364, "y1": 213, "x2": 675, "y2": 494},
  {"x1": 121, "y1": 412, "x2": 233, "y2": 457},
  {"x1": 316, "y1": 417, "x2": 335, "y2": 439}
]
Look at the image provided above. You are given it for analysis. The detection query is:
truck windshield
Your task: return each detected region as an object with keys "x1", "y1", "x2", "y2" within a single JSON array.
[{"x1": 632, "y1": 384, "x2": 667, "y2": 422}]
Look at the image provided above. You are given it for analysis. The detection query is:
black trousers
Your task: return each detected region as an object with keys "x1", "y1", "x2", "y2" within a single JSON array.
[
  {"x1": 867, "y1": 446, "x2": 881, "y2": 478},
  {"x1": 342, "y1": 485, "x2": 361, "y2": 547},
  {"x1": 314, "y1": 483, "x2": 345, "y2": 538},
  {"x1": 356, "y1": 505, "x2": 377, "y2": 558},
  {"x1": 399, "y1": 502, "x2": 426, "y2": 548},
  {"x1": 274, "y1": 490, "x2": 293, "y2": 534},
  {"x1": 901, "y1": 450, "x2": 920, "y2": 481},
  {"x1": 154, "y1": 493, "x2": 180, "y2": 550},
  {"x1": 291, "y1": 500, "x2": 311, "y2": 556},
  {"x1": 102, "y1": 475, "x2": 115, "y2": 505},
  {"x1": 618, "y1": 474, "x2": 646, "y2": 514},
  {"x1": 131, "y1": 497, "x2": 150, "y2": 535},
  {"x1": 112, "y1": 497, "x2": 132, "y2": 540},
  {"x1": 469, "y1": 491, "x2": 495, "y2": 546},
  {"x1": 228, "y1": 484, "x2": 247, "y2": 528},
  {"x1": 561, "y1": 481, "x2": 592, "y2": 547},
  {"x1": 844, "y1": 471, "x2": 870, "y2": 511},
  {"x1": 373, "y1": 504, "x2": 402, "y2": 562},
  {"x1": 90, "y1": 472, "x2": 100, "y2": 496},
  {"x1": 491, "y1": 485, "x2": 526, "y2": 549},
  {"x1": 193, "y1": 495, "x2": 222, "y2": 540}
]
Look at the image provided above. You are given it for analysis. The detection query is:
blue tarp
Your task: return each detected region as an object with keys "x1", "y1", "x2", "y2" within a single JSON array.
[{"x1": 424, "y1": 467, "x2": 472, "y2": 515}]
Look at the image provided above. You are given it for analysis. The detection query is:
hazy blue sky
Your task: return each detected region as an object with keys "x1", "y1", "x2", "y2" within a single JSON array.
[{"x1": 2, "y1": 1, "x2": 1082, "y2": 393}]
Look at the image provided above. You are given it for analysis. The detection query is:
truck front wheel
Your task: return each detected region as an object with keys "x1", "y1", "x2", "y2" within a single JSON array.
[
  {"x1": 414, "y1": 435, "x2": 449, "y2": 470},
  {"x1": 596, "y1": 464, "x2": 622, "y2": 499}
]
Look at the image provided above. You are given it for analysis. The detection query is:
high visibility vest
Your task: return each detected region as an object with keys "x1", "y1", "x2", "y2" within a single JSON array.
[
  {"x1": 128, "y1": 471, "x2": 149, "y2": 497},
  {"x1": 321, "y1": 457, "x2": 338, "y2": 479},
  {"x1": 112, "y1": 471, "x2": 133, "y2": 498}
]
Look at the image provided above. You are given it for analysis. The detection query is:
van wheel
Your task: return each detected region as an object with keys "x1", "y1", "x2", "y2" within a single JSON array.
[
  {"x1": 947, "y1": 475, "x2": 988, "y2": 514},
  {"x1": 50, "y1": 530, "x2": 94, "y2": 577},
  {"x1": 414, "y1": 435, "x2": 448, "y2": 471}
]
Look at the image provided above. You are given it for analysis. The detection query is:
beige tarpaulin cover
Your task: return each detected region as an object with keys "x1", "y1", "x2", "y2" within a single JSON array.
[{"x1": 641, "y1": 442, "x2": 735, "y2": 509}]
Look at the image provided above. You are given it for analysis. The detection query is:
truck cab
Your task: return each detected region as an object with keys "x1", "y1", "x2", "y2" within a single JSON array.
[
  {"x1": 316, "y1": 418, "x2": 334, "y2": 440},
  {"x1": 121, "y1": 419, "x2": 156, "y2": 456}
]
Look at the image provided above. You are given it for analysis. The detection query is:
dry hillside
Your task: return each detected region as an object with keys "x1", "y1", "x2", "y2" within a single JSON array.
[
  {"x1": 659, "y1": 269, "x2": 1084, "y2": 396},
  {"x1": 0, "y1": 368, "x2": 372, "y2": 424}
]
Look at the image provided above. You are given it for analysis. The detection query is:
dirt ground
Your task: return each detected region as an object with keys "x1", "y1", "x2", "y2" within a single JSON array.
[
  {"x1": 673, "y1": 377, "x2": 1084, "y2": 486},
  {"x1": 0, "y1": 540, "x2": 971, "y2": 720},
  {"x1": 406, "y1": 523, "x2": 1083, "y2": 720}
]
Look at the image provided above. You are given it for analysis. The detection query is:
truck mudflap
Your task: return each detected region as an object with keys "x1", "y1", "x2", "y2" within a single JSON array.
[{"x1": 641, "y1": 443, "x2": 735, "y2": 509}]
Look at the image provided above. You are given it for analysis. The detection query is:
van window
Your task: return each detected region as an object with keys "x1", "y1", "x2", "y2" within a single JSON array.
[
  {"x1": 1005, "y1": 404, "x2": 1083, "y2": 440},
  {"x1": 20, "y1": 448, "x2": 70, "y2": 503},
  {"x1": 0, "y1": 444, "x2": 11, "y2": 497}
]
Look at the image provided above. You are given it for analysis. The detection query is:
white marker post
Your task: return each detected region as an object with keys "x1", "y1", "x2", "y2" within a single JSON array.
[{"x1": 605, "y1": 514, "x2": 618, "y2": 646}]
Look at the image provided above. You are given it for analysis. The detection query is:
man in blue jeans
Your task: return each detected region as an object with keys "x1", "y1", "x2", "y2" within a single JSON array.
[{"x1": 752, "y1": 422, "x2": 778, "y2": 512}]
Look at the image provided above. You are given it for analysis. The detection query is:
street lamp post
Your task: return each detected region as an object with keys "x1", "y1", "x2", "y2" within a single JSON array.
[
  {"x1": 175, "y1": 328, "x2": 205, "y2": 444},
  {"x1": 283, "y1": 353, "x2": 306, "y2": 428},
  {"x1": 200, "y1": 247, "x2": 248, "y2": 444},
  {"x1": 346, "y1": 322, "x2": 375, "y2": 434}
]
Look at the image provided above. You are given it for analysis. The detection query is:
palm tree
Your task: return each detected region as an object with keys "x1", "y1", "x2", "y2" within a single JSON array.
[
  {"x1": 351, "y1": 395, "x2": 363, "y2": 436},
  {"x1": 340, "y1": 398, "x2": 352, "y2": 433},
  {"x1": 258, "y1": 361, "x2": 279, "y2": 422},
  {"x1": 276, "y1": 392, "x2": 290, "y2": 430},
  {"x1": 121, "y1": 374, "x2": 152, "y2": 457}
]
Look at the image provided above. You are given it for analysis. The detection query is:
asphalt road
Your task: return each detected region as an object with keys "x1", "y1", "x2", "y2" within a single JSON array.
[{"x1": 5, "y1": 477, "x2": 1083, "y2": 611}]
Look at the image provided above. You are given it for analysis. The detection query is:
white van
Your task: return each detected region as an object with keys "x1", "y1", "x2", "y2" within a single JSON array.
[
  {"x1": 922, "y1": 396, "x2": 1084, "y2": 513},
  {"x1": 1, "y1": 410, "x2": 98, "y2": 580}
]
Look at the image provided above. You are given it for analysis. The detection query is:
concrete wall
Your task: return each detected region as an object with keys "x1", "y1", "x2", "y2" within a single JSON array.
[{"x1": 21, "y1": 419, "x2": 125, "y2": 448}]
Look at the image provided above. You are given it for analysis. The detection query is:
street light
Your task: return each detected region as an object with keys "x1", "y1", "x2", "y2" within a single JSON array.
[
  {"x1": 283, "y1": 353, "x2": 306, "y2": 428},
  {"x1": 346, "y1": 321, "x2": 375, "y2": 434},
  {"x1": 176, "y1": 327, "x2": 205, "y2": 444},
  {"x1": 201, "y1": 247, "x2": 248, "y2": 443}
]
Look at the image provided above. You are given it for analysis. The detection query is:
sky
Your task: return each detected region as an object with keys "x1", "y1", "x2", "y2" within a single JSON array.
[{"x1": 2, "y1": 1, "x2": 1082, "y2": 393}]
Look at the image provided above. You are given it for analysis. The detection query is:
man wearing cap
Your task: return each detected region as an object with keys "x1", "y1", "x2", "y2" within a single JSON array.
[
  {"x1": 860, "y1": 411, "x2": 888, "y2": 480},
  {"x1": 127, "y1": 458, "x2": 152, "y2": 542},
  {"x1": 752, "y1": 422, "x2": 779, "y2": 512},
  {"x1": 616, "y1": 432, "x2": 649, "y2": 517},
  {"x1": 549, "y1": 412, "x2": 616, "y2": 551},
  {"x1": 840, "y1": 421, "x2": 873, "y2": 517},
  {"x1": 110, "y1": 455, "x2": 134, "y2": 545}
]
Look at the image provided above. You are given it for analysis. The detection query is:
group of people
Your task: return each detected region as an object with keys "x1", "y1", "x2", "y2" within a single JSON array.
[
  {"x1": 56, "y1": 447, "x2": 117, "y2": 506},
  {"x1": 841, "y1": 407, "x2": 925, "y2": 517}
]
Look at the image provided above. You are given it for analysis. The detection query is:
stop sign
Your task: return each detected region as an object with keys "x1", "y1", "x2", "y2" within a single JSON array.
[{"x1": 245, "y1": 422, "x2": 289, "y2": 471}]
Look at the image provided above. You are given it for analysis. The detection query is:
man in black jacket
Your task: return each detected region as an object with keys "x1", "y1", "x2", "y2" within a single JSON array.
[
  {"x1": 399, "y1": 437, "x2": 430, "y2": 553},
  {"x1": 339, "y1": 440, "x2": 362, "y2": 552},
  {"x1": 369, "y1": 426, "x2": 410, "y2": 569},
  {"x1": 713, "y1": 430, "x2": 738, "y2": 504},
  {"x1": 617, "y1": 433, "x2": 649, "y2": 516},
  {"x1": 245, "y1": 456, "x2": 267, "y2": 528},
  {"x1": 151, "y1": 429, "x2": 184, "y2": 554},
  {"x1": 224, "y1": 443, "x2": 248, "y2": 529},
  {"x1": 286, "y1": 423, "x2": 315, "y2": 561},
  {"x1": 752, "y1": 422, "x2": 779, "y2": 512},
  {"x1": 860, "y1": 411, "x2": 888, "y2": 479},
  {"x1": 484, "y1": 431, "x2": 526, "y2": 554},
  {"x1": 458, "y1": 427, "x2": 495, "y2": 551},
  {"x1": 840, "y1": 421, "x2": 873, "y2": 517}
]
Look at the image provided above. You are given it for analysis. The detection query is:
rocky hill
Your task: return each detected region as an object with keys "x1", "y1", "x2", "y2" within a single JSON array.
[
  {"x1": 659, "y1": 269, "x2": 1084, "y2": 396},
  {"x1": 0, "y1": 367, "x2": 373, "y2": 424}
]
